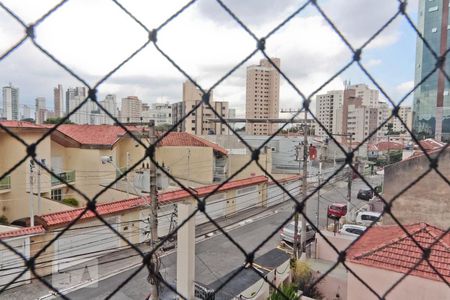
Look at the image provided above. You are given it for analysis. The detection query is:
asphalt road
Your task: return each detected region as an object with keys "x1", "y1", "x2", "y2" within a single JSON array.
[{"x1": 61, "y1": 174, "x2": 382, "y2": 299}]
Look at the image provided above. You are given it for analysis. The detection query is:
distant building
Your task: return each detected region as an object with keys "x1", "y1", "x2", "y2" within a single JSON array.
[
  {"x1": 245, "y1": 58, "x2": 280, "y2": 135},
  {"x1": 99, "y1": 94, "x2": 117, "y2": 125},
  {"x1": 389, "y1": 106, "x2": 413, "y2": 133},
  {"x1": 228, "y1": 108, "x2": 236, "y2": 119},
  {"x1": 413, "y1": 1, "x2": 450, "y2": 141},
  {"x1": 35, "y1": 97, "x2": 47, "y2": 124},
  {"x1": 53, "y1": 84, "x2": 64, "y2": 118},
  {"x1": 172, "y1": 81, "x2": 229, "y2": 135},
  {"x1": 142, "y1": 102, "x2": 172, "y2": 126},
  {"x1": 315, "y1": 90, "x2": 343, "y2": 138},
  {"x1": 121, "y1": 96, "x2": 142, "y2": 123},
  {"x1": 66, "y1": 87, "x2": 90, "y2": 124},
  {"x1": 2, "y1": 83, "x2": 19, "y2": 120},
  {"x1": 22, "y1": 105, "x2": 31, "y2": 120}
]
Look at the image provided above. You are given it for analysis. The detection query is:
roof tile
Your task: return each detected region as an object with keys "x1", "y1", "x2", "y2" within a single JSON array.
[
  {"x1": 158, "y1": 132, "x2": 228, "y2": 155},
  {"x1": 0, "y1": 226, "x2": 45, "y2": 239},
  {"x1": 348, "y1": 223, "x2": 450, "y2": 282}
]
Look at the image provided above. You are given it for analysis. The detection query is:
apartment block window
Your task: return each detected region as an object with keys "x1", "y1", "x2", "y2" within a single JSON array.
[
  {"x1": 428, "y1": 6, "x2": 438, "y2": 12},
  {"x1": 432, "y1": 27, "x2": 438, "y2": 33},
  {"x1": 51, "y1": 189, "x2": 63, "y2": 201}
]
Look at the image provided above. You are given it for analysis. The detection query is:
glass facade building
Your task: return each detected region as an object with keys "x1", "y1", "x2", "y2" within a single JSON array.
[{"x1": 413, "y1": 0, "x2": 450, "y2": 142}]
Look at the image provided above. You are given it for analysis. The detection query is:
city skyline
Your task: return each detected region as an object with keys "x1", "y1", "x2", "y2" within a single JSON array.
[{"x1": 0, "y1": 0, "x2": 419, "y2": 118}]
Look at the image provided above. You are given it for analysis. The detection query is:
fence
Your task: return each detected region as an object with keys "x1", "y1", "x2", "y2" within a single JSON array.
[{"x1": 0, "y1": 0, "x2": 449, "y2": 299}]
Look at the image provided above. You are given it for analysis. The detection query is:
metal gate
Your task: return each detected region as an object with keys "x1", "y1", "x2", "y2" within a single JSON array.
[{"x1": 235, "y1": 185, "x2": 260, "y2": 213}]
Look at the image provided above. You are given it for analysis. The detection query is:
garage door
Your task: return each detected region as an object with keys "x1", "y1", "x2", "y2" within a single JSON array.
[
  {"x1": 196, "y1": 193, "x2": 227, "y2": 225},
  {"x1": 235, "y1": 185, "x2": 260, "y2": 213},
  {"x1": 268, "y1": 184, "x2": 283, "y2": 207},
  {"x1": 54, "y1": 217, "x2": 120, "y2": 272},
  {"x1": 0, "y1": 238, "x2": 30, "y2": 289}
]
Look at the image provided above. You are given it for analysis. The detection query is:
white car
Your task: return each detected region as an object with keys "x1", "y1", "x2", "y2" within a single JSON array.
[
  {"x1": 339, "y1": 224, "x2": 367, "y2": 237},
  {"x1": 356, "y1": 211, "x2": 382, "y2": 226},
  {"x1": 280, "y1": 221, "x2": 315, "y2": 244}
]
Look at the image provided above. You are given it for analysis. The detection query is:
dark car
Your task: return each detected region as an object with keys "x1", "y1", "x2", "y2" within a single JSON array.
[{"x1": 357, "y1": 189, "x2": 374, "y2": 201}]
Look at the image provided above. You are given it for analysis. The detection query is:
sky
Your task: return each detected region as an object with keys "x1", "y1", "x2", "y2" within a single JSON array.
[{"x1": 0, "y1": 0, "x2": 419, "y2": 118}]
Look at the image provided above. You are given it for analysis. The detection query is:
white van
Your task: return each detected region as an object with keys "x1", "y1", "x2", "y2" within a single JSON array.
[{"x1": 355, "y1": 211, "x2": 382, "y2": 226}]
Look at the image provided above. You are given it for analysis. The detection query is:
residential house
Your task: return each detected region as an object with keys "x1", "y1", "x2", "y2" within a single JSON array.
[{"x1": 347, "y1": 223, "x2": 450, "y2": 300}]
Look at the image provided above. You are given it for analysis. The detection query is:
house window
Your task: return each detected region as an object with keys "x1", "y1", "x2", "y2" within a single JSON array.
[{"x1": 51, "y1": 189, "x2": 63, "y2": 201}]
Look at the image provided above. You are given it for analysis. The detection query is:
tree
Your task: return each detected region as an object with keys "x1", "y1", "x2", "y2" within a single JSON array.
[
  {"x1": 20, "y1": 118, "x2": 35, "y2": 123},
  {"x1": 44, "y1": 117, "x2": 73, "y2": 124},
  {"x1": 292, "y1": 261, "x2": 324, "y2": 299}
]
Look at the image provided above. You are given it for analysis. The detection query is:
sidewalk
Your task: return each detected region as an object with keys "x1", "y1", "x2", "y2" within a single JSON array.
[{"x1": 1, "y1": 202, "x2": 287, "y2": 300}]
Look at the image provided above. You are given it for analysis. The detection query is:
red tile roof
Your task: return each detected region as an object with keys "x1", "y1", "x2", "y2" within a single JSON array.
[
  {"x1": 41, "y1": 175, "x2": 267, "y2": 227},
  {"x1": 41, "y1": 197, "x2": 147, "y2": 226},
  {"x1": 374, "y1": 141, "x2": 404, "y2": 152},
  {"x1": 0, "y1": 225, "x2": 45, "y2": 239},
  {"x1": 55, "y1": 124, "x2": 141, "y2": 147},
  {"x1": 348, "y1": 223, "x2": 450, "y2": 282},
  {"x1": 158, "y1": 132, "x2": 228, "y2": 155},
  {"x1": 0, "y1": 121, "x2": 47, "y2": 129},
  {"x1": 417, "y1": 139, "x2": 446, "y2": 151}
]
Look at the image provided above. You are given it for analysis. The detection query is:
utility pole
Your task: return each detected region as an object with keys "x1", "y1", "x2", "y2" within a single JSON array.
[
  {"x1": 300, "y1": 108, "x2": 308, "y2": 259},
  {"x1": 346, "y1": 133, "x2": 353, "y2": 222},
  {"x1": 317, "y1": 159, "x2": 322, "y2": 229},
  {"x1": 126, "y1": 152, "x2": 130, "y2": 199},
  {"x1": 29, "y1": 160, "x2": 35, "y2": 227},
  {"x1": 147, "y1": 120, "x2": 160, "y2": 299},
  {"x1": 293, "y1": 142, "x2": 301, "y2": 260}
]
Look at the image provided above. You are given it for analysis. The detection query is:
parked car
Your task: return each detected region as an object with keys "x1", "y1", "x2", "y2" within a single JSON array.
[
  {"x1": 356, "y1": 211, "x2": 382, "y2": 226},
  {"x1": 357, "y1": 189, "x2": 374, "y2": 201},
  {"x1": 339, "y1": 224, "x2": 367, "y2": 237},
  {"x1": 327, "y1": 203, "x2": 347, "y2": 219},
  {"x1": 280, "y1": 221, "x2": 315, "y2": 244}
]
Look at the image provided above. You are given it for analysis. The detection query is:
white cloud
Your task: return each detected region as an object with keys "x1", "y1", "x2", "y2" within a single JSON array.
[
  {"x1": 365, "y1": 58, "x2": 382, "y2": 68},
  {"x1": 0, "y1": 0, "x2": 411, "y2": 114}
]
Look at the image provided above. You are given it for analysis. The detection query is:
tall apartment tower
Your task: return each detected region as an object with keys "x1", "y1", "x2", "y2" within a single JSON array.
[
  {"x1": 99, "y1": 94, "x2": 117, "y2": 124},
  {"x1": 172, "y1": 80, "x2": 229, "y2": 135},
  {"x1": 245, "y1": 58, "x2": 280, "y2": 135},
  {"x1": 413, "y1": 0, "x2": 450, "y2": 141},
  {"x1": 315, "y1": 90, "x2": 344, "y2": 138},
  {"x1": 66, "y1": 87, "x2": 89, "y2": 124},
  {"x1": 54, "y1": 84, "x2": 64, "y2": 118},
  {"x1": 35, "y1": 97, "x2": 47, "y2": 124},
  {"x1": 2, "y1": 83, "x2": 19, "y2": 120},
  {"x1": 121, "y1": 96, "x2": 142, "y2": 123}
]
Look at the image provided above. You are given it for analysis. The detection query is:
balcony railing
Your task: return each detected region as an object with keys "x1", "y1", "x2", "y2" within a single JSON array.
[
  {"x1": 115, "y1": 167, "x2": 128, "y2": 179},
  {"x1": 51, "y1": 170, "x2": 76, "y2": 186},
  {"x1": 0, "y1": 175, "x2": 11, "y2": 190}
]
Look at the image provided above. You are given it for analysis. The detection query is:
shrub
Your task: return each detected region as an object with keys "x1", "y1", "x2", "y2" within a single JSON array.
[
  {"x1": 62, "y1": 198, "x2": 79, "y2": 207},
  {"x1": 292, "y1": 261, "x2": 324, "y2": 299},
  {"x1": 270, "y1": 284, "x2": 299, "y2": 300}
]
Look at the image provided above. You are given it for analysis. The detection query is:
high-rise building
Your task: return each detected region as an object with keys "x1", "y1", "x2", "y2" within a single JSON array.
[
  {"x1": 54, "y1": 84, "x2": 64, "y2": 118},
  {"x1": 390, "y1": 106, "x2": 413, "y2": 133},
  {"x1": 35, "y1": 97, "x2": 47, "y2": 124},
  {"x1": 315, "y1": 90, "x2": 344, "y2": 138},
  {"x1": 142, "y1": 102, "x2": 173, "y2": 126},
  {"x1": 99, "y1": 94, "x2": 117, "y2": 124},
  {"x1": 335, "y1": 84, "x2": 383, "y2": 143},
  {"x1": 121, "y1": 96, "x2": 142, "y2": 123},
  {"x1": 228, "y1": 108, "x2": 236, "y2": 119},
  {"x1": 172, "y1": 81, "x2": 229, "y2": 135},
  {"x1": 66, "y1": 87, "x2": 89, "y2": 124},
  {"x1": 413, "y1": 0, "x2": 450, "y2": 141},
  {"x1": 22, "y1": 105, "x2": 31, "y2": 120},
  {"x1": 245, "y1": 58, "x2": 280, "y2": 135},
  {"x1": 2, "y1": 83, "x2": 19, "y2": 120}
]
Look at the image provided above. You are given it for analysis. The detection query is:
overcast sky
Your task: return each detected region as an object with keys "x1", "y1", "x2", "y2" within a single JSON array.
[{"x1": 0, "y1": 0, "x2": 418, "y2": 117}]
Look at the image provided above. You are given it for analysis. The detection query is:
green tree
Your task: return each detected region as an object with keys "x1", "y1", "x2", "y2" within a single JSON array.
[
  {"x1": 292, "y1": 261, "x2": 324, "y2": 299},
  {"x1": 155, "y1": 123, "x2": 173, "y2": 132},
  {"x1": 44, "y1": 117, "x2": 73, "y2": 124}
]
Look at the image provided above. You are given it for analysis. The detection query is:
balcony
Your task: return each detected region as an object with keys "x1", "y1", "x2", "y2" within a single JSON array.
[
  {"x1": 51, "y1": 170, "x2": 76, "y2": 187},
  {"x1": 0, "y1": 175, "x2": 11, "y2": 191}
]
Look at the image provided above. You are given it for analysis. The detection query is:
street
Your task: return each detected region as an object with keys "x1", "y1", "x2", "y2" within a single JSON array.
[{"x1": 60, "y1": 174, "x2": 383, "y2": 299}]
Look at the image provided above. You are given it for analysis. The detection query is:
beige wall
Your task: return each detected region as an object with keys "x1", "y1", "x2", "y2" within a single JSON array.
[
  {"x1": 383, "y1": 149, "x2": 450, "y2": 229},
  {"x1": 347, "y1": 262, "x2": 450, "y2": 300},
  {"x1": 0, "y1": 131, "x2": 69, "y2": 222},
  {"x1": 156, "y1": 146, "x2": 214, "y2": 184},
  {"x1": 228, "y1": 151, "x2": 272, "y2": 180},
  {"x1": 316, "y1": 231, "x2": 354, "y2": 262}
]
